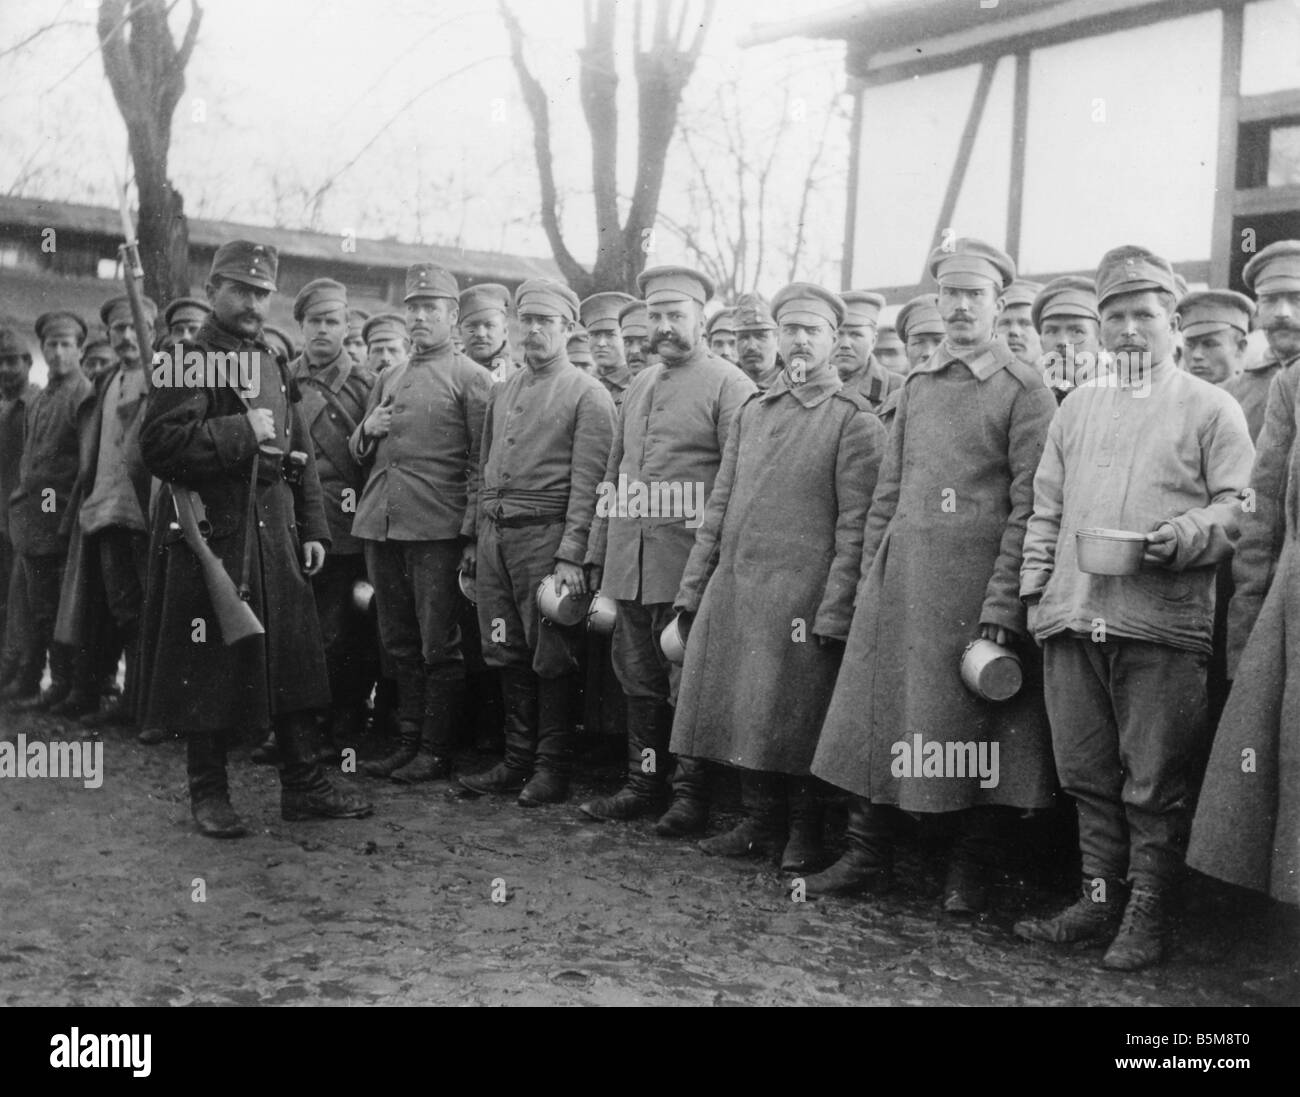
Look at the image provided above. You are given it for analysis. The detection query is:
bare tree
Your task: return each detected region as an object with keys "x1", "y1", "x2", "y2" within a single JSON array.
[
  {"x1": 98, "y1": 0, "x2": 202, "y2": 303},
  {"x1": 501, "y1": 0, "x2": 715, "y2": 297}
]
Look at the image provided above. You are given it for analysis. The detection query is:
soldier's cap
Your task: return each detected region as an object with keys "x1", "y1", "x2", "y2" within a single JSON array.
[
  {"x1": 580, "y1": 291, "x2": 635, "y2": 332},
  {"x1": 1031, "y1": 276, "x2": 1099, "y2": 330},
  {"x1": 209, "y1": 239, "x2": 278, "y2": 292},
  {"x1": 636, "y1": 265, "x2": 714, "y2": 307},
  {"x1": 1174, "y1": 274, "x2": 1189, "y2": 300},
  {"x1": 1000, "y1": 279, "x2": 1044, "y2": 310},
  {"x1": 839, "y1": 290, "x2": 886, "y2": 328},
  {"x1": 1176, "y1": 289, "x2": 1255, "y2": 338},
  {"x1": 347, "y1": 308, "x2": 370, "y2": 326},
  {"x1": 1094, "y1": 245, "x2": 1179, "y2": 310},
  {"x1": 618, "y1": 300, "x2": 649, "y2": 337},
  {"x1": 37, "y1": 309, "x2": 91, "y2": 343},
  {"x1": 363, "y1": 312, "x2": 409, "y2": 346},
  {"x1": 1243, "y1": 240, "x2": 1300, "y2": 295},
  {"x1": 515, "y1": 278, "x2": 580, "y2": 322},
  {"x1": 706, "y1": 308, "x2": 737, "y2": 338},
  {"x1": 876, "y1": 325, "x2": 901, "y2": 343},
  {"x1": 0, "y1": 325, "x2": 32, "y2": 360},
  {"x1": 568, "y1": 326, "x2": 591, "y2": 352},
  {"x1": 404, "y1": 262, "x2": 459, "y2": 303},
  {"x1": 293, "y1": 278, "x2": 349, "y2": 323},
  {"x1": 459, "y1": 283, "x2": 511, "y2": 323},
  {"x1": 928, "y1": 237, "x2": 1015, "y2": 290},
  {"x1": 771, "y1": 283, "x2": 845, "y2": 329},
  {"x1": 733, "y1": 292, "x2": 776, "y2": 332},
  {"x1": 164, "y1": 296, "x2": 211, "y2": 328},
  {"x1": 262, "y1": 323, "x2": 297, "y2": 360},
  {"x1": 896, "y1": 294, "x2": 945, "y2": 341}
]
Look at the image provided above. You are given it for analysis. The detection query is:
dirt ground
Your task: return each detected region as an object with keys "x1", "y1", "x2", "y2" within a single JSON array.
[{"x1": 2, "y1": 706, "x2": 1297, "y2": 1008}]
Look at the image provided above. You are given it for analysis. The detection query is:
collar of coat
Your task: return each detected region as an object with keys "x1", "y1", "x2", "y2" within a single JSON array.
[
  {"x1": 914, "y1": 338, "x2": 1017, "y2": 381},
  {"x1": 762, "y1": 361, "x2": 841, "y2": 408},
  {"x1": 522, "y1": 349, "x2": 569, "y2": 376},
  {"x1": 198, "y1": 315, "x2": 277, "y2": 357},
  {"x1": 597, "y1": 359, "x2": 631, "y2": 389},
  {"x1": 290, "y1": 348, "x2": 352, "y2": 394},
  {"x1": 1256, "y1": 348, "x2": 1300, "y2": 373}
]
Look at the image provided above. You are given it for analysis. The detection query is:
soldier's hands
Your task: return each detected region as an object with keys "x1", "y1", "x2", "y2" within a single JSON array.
[
  {"x1": 459, "y1": 541, "x2": 477, "y2": 578},
  {"x1": 364, "y1": 395, "x2": 394, "y2": 439},
  {"x1": 247, "y1": 407, "x2": 276, "y2": 444},
  {"x1": 303, "y1": 541, "x2": 325, "y2": 576},
  {"x1": 555, "y1": 560, "x2": 586, "y2": 597},
  {"x1": 979, "y1": 623, "x2": 1012, "y2": 646},
  {"x1": 1143, "y1": 522, "x2": 1177, "y2": 566}
]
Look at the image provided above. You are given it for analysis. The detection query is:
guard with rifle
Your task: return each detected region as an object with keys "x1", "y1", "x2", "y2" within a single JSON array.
[{"x1": 136, "y1": 239, "x2": 373, "y2": 837}]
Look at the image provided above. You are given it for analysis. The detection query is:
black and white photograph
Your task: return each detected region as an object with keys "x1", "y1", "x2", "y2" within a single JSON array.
[{"x1": 0, "y1": 0, "x2": 1296, "y2": 1048}]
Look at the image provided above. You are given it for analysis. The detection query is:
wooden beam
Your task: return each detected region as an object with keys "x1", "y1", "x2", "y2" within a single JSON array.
[
  {"x1": 842, "y1": 78, "x2": 864, "y2": 290},
  {"x1": 1232, "y1": 184, "x2": 1300, "y2": 218},
  {"x1": 1238, "y1": 89, "x2": 1300, "y2": 123},
  {"x1": 855, "y1": 0, "x2": 1235, "y2": 88},
  {"x1": 1005, "y1": 50, "x2": 1031, "y2": 266},
  {"x1": 923, "y1": 59, "x2": 997, "y2": 285},
  {"x1": 1210, "y1": 2, "x2": 1244, "y2": 289}
]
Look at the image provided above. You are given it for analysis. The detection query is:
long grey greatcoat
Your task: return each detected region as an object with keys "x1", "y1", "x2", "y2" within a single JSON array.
[
  {"x1": 669, "y1": 367, "x2": 886, "y2": 774},
  {"x1": 811, "y1": 340, "x2": 1058, "y2": 812},
  {"x1": 136, "y1": 317, "x2": 332, "y2": 732},
  {"x1": 1188, "y1": 365, "x2": 1300, "y2": 904}
]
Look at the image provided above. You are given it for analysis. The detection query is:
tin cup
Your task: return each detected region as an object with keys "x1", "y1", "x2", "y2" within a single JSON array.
[
  {"x1": 660, "y1": 614, "x2": 688, "y2": 665},
  {"x1": 959, "y1": 638, "x2": 1022, "y2": 702},
  {"x1": 537, "y1": 573, "x2": 590, "y2": 626},
  {"x1": 587, "y1": 591, "x2": 617, "y2": 634}
]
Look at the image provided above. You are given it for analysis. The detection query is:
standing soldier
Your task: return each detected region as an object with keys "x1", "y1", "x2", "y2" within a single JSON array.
[
  {"x1": 459, "y1": 283, "x2": 516, "y2": 384},
  {"x1": 833, "y1": 290, "x2": 902, "y2": 417},
  {"x1": 81, "y1": 338, "x2": 119, "y2": 384},
  {"x1": 705, "y1": 308, "x2": 738, "y2": 365},
  {"x1": 137, "y1": 240, "x2": 372, "y2": 837},
  {"x1": 458, "y1": 279, "x2": 615, "y2": 804},
  {"x1": 56, "y1": 295, "x2": 157, "y2": 727},
  {"x1": 670, "y1": 284, "x2": 885, "y2": 870},
  {"x1": 1223, "y1": 242, "x2": 1300, "y2": 442},
  {"x1": 618, "y1": 299, "x2": 654, "y2": 377},
  {"x1": 733, "y1": 292, "x2": 782, "y2": 390},
  {"x1": 288, "y1": 278, "x2": 379, "y2": 760},
  {"x1": 895, "y1": 294, "x2": 945, "y2": 371},
  {"x1": 363, "y1": 312, "x2": 410, "y2": 375},
  {"x1": 581, "y1": 292, "x2": 634, "y2": 411},
  {"x1": 344, "y1": 308, "x2": 370, "y2": 368},
  {"x1": 1032, "y1": 276, "x2": 1103, "y2": 403},
  {"x1": 5, "y1": 311, "x2": 94, "y2": 711},
  {"x1": 350, "y1": 263, "x2": 490, "y2": 781},
  {"x1": 872, "y1": 325, "x2": 908, "y2": 377},
  {"x1": 579, "y1": 266, "x2": 755, "y2": 835},
  {"x1": 996, "y1": 279, "x2": 1044, "y2": 368},
  {"x1": 1016, "y1": 246, "x2": 1253, "y2": 967},
  {"x1": 164, "y1": 297, "x2": 211, "y2": 344},
  {"x1": 0, "y1": 326, "x2": 38, "y2": 699},
  {"x1": 808, "y1": 239, "x2": 1058, "y2": 913}
]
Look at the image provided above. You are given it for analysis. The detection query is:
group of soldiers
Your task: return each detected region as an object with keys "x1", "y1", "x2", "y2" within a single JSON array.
[{"x1": 1, "y1": 229, "x2": 1297, "y2": 978}]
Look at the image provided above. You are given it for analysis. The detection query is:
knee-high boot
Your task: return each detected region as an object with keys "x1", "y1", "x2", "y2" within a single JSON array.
[
  {"x1": 278, "y1": 710, "x2": 374, "y2": 820},
  {"x1": 188, "y1": 727, "x2": 247, "y2": 838}
]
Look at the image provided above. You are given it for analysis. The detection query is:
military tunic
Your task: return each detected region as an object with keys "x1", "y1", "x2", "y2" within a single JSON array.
[{"x1": 846, "y1": 355, "x2": 903, "y2": 417}]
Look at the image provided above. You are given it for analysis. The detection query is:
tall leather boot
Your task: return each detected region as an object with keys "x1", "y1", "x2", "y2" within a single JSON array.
[
  {"x1": 80, "y1": 621, "x2": 136, "y2": 729},
  {"x1": 699, "y1": 769, "x2": 786, "y2": 858},
  {"x1": 469, "y1": 669, "x2": 504, "y2": 752},
  {"x1": 278, "y1": 710, "x2": 373, "y2": 820},
  {"x1": 459, "y1": 665, "x2": 535, "y2": 794},
  {"x1": 578, "y1": 696, "x2": 668, "y2": 820},
  {"x1": 0, "y1": 654, "x2": 41, "y2": 705},
  {"x1": 14, "y1": 639, "x2": 70, "y2": 711},
  {"x1": 250, "y1": 728, "x2": 280, "y2": 765},
  {"x1": 391, "y1": 674, "x2": 462, "y2": 782},
  {"x1": 318, "y1": 704, "x2": 367, "y2": 764},
  {"x1": 802, "y1": 797, "x2": 894, "y2": 895},
  {"x1": 361, "y1": 669, "x2": 423, "y2": 777},
  {"x1": 942, "y1": 806, "x2": 1001, "y2": 915},
  {"x1": 188, "y1": 727, "x2": 247, "y2": 838},
  {"x1": 655, "y1": 752, "x2": 711, "y2": 836},
  {"x1": 518, "y1": 674, "x2": 574, "y2": 807},
  {"x1": 781, "y1": 776, "x2": 827, "y2": 872}
]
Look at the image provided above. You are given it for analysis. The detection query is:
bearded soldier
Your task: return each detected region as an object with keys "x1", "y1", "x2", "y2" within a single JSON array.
[
  {"x1": 670, "y1": 283, "x2": 885, "y2": 871},
  {"x1": 137, "y1": 240, "x2": 372, "y2": 837},
  {"x1": 458, "y1": 279, "x2": 615, "y2": 804},
  {"x1": 579, "y1": 265, "x2": 755, "y2": 836}
]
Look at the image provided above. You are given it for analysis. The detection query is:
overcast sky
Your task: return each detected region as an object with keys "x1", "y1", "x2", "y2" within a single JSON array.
[{"x1": 0, "y1": 0, "x2": 854, "y2": 284}]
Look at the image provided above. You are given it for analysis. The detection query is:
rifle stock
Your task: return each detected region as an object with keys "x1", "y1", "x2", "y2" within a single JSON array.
[{"x1": 171, "y1": 486, "x2": 264, "y2": 645}]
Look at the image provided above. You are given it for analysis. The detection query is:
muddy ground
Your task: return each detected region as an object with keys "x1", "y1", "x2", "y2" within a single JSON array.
[{"x1": 1, "y1": 707, "x2": 1296, "y2": 1008}]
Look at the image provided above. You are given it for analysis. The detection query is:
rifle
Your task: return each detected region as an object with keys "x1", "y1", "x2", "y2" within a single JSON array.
[{"x1": 118, "y1": 179, "x2": 264, "y2": 645}]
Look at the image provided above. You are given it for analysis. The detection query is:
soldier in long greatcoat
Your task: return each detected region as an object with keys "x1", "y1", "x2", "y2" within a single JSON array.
[{"x1": 137, "y1": 240, "x2": 372, "y2": 838}]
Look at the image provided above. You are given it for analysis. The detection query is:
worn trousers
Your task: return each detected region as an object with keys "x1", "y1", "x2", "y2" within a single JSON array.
[
  {"x1": 364, "y1": 538, "x2": 464, "y2": 685},
  {"x1": 1043, "y1": 634, "x2": 1209, "y2": 889},
  {"x1": 312, "y1": 552, "x2": 381, "y2": 707},
  {"x1": 611, "y1": 599, "x2": 680, "y2": 706}
]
